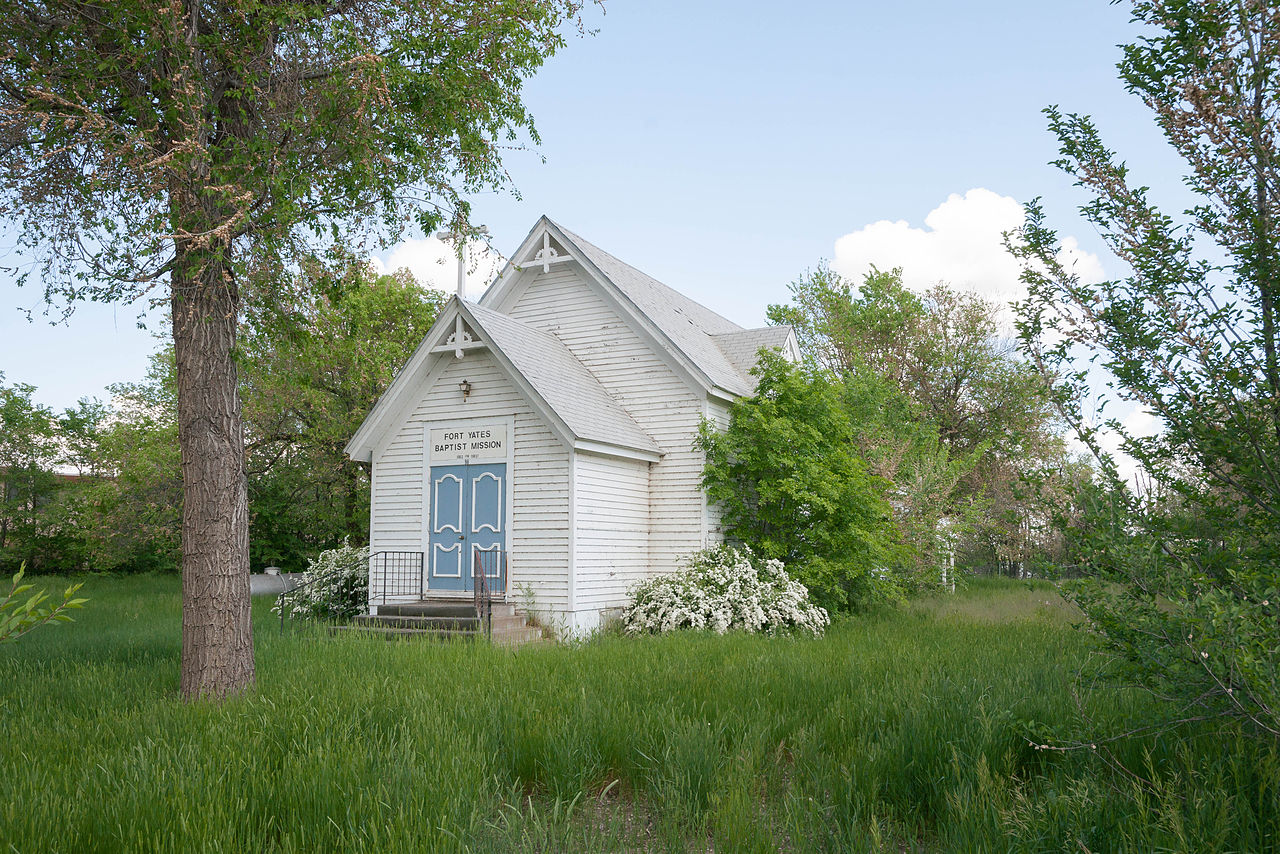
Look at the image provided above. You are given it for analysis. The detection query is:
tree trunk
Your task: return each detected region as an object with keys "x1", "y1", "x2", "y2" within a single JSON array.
[{"x1": 172, "y1": 241, "x2": 255, "y2": 699}]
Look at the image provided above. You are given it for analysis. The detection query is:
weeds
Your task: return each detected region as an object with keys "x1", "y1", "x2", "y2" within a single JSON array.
[{"x1": 1, "y1": 576, "x2": 1274, "y2": 852}]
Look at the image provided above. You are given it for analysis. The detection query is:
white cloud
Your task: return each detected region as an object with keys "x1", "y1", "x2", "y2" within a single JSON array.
[
  {"x1": 371, "y1": 236, "x2": 503, "y2": 300},
  {"x1": 831, "y1": 188, "x2": 1104, "y2": 324}
]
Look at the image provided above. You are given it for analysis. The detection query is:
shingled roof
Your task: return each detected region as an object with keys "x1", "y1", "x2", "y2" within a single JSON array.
[
  {"x1": 464, "y1": 302, "x2": 661, "y2": 456},
  {"x1": 711, "y1": 327, "x2": 796, "y2": 386},
  {"x1": 350, "y1": 219, "x2": 799, "y2": 464}
]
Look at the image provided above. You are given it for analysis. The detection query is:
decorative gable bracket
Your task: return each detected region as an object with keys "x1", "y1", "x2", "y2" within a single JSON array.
[
  {"x1": 520, "y1": 231, "x2": 575, "y2": 274},
  {"x1": 430, "y1": 314, "x2": 485, "y2": 358}
]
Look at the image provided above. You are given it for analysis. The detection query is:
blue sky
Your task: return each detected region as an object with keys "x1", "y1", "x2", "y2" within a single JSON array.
[{"x1": 1, "y1": 1, "x2": 1190, "y2": 414}]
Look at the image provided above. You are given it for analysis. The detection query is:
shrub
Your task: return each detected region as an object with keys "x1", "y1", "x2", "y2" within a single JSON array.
[
  {"x1": 697, "y1": 352, "x2": 903, "y2": 612},
  {"x1": 622, "y1": 545, "x2": 829, "y2": 637},
  {"x1": 273, "y1": 541, "x2": 368, "y2": 621}
]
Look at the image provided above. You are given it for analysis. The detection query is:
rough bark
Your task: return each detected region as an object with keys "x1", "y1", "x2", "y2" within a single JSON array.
[{"x1": 172, "y1": 240, "x2": 255, "y2": 699}]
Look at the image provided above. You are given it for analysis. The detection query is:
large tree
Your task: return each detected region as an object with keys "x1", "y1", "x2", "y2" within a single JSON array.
[
  {"x1": 769, "y1": 266, "x2": 1054, "y2": 461},
  {"x1": 1013, "y1": 0, "x2": 1280, "y2": 735},
  {"x1": 0, "y1": 0, "x2": 587, "y2": 697}
]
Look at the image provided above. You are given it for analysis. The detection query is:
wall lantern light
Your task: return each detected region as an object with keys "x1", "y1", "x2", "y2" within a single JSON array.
[{"x1": 459, "y1": 379, "x2": 472, "y2": 399}]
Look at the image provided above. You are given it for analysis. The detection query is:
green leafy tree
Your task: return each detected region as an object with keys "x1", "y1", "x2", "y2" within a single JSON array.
[
  {"x1": 0, "y1": 0, "x2": 590, "y2": 698},
  {"x1": 0, "y1": 377, "x2": 61, "y2": 572},
  {"x1": 769, "y1": 266, "x2": 1070, "y2": 576},
  {"x1": 1011, "y1": 0, "x2": 1280, "y2": 736},
  {"x1": 698, "y1": 352, "x2": 902, "y2": 611},
  {"x1": 76, "y1": 351, "x2": 183, "y2": 573},
  {"x1": 239, "y1": 258, "x2": 446, "y2": 569},
  {"x1": 837, "y1": 361, "x2": 983, "y2": 590}
]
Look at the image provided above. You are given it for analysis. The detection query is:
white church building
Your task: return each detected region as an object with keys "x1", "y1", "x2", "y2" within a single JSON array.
[{"x1": 346, "y1": 217, "x2": 798, "y2": 634}]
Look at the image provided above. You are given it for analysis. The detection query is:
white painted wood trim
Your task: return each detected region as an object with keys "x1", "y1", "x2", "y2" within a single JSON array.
[
  {"x1": 429, "y1": 342, "x2": 487, "y2": 355},
  {"x1": 782, "y1": 328, "x2": 801, "y2": 363},
  {"x1": 348, "y1": 298, "x2": 462, "y2": 461},
  {"x1": 700, "y1": 398, "x2": 710, "y2": 546},
  {"x1": 708, "y1": 387, "x2": 739, "y2": 406},
  {"x1": 364, "y1": 297, "x2": 670, "y2": 464},
  {"x1": 432, "y1": 543, "x2": 463, "y2": 578},
  {"x1": 368, "y1": 457, "x2": 378, "y2": 612},
  {"x1": 470, "y1": 471, "x2": 503, "y2": 533},
  {"x1": 572, "y1": 438, "x2": 663, "y2": 463},
  {"x1": 348, "y1": 296, "x2": 465, "y2": 461},
  {"x1": 371, "y1": 352, "x2": 456, "y2": 464},
  {"x1": 432, "y1": 473, "x2": 463, "y2": 535},
  {"x1": 478, "y1": 215, "x2": 561, "y2": 306}
]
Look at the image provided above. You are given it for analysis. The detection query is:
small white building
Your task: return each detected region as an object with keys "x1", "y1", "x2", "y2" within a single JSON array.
[{"x1": 346, "y1": 217, "x2": 798, "y2": 634}]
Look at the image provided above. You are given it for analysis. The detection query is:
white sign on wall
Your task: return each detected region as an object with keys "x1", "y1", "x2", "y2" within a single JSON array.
[{"x1": 429, "y1": 424, "x2": 508, "y2": 462}]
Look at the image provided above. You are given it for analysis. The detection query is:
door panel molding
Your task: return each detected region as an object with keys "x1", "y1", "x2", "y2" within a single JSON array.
[
  {"x1": 432, "y1": 473, "x2": 463, "y2": 535},
  {"x1": 471, "y1": 471, "x2": 503, "y2": 534},
  {"x1": 432, "y1": 542, "x2": 463, "y2": 578}
]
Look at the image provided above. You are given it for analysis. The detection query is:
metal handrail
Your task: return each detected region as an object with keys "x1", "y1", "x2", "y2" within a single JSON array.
[
  {"x1": 472, "y1": 549, "x2": 507, "y2": 637},
  {"x1": 473, "y1": 550, "x2": 491, "y2": 636},
  {"x1": 368, "y1": 550, "x2": 425, "y2": 605}
]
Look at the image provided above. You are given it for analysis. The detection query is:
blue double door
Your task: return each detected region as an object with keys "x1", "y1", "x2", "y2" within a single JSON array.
[{"x1": 428, "y1": 463, "x2": 506, "y2": 593}]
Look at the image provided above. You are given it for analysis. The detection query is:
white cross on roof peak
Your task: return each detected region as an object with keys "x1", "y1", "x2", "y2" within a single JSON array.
[{"x1": 527, "y1": 231, "x2": 573, "y2": 273}]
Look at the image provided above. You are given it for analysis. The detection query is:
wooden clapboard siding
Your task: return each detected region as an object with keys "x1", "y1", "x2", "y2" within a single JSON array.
[
  {"x1": 370, "y1": 348, "x2": 571, "y2": 610},
  {"x1": 573, "y1": 451, "x2": 650, "y2": 614},
  {"x1": 506, "y1": 267, "x2": 711, "y2": 570}
]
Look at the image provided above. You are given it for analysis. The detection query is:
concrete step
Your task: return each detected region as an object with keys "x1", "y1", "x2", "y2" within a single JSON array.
[
  {"x1": 352, "y1": 614, "x2": 479, "y2": 631},
  {"x1": 377, "y1": 601, "x2": 477, "y2": 619},
  {"x1": 486, "y1": 613, "x2": 529, "y2": 632},
  {"x1": 331, "y1": 622, "x2": 545, "y2": 649},
  {"x1": 491, "y1": 626, "x2": 545, "y2": 648},
  {"x1": 375, "y1": 600, "x2": 517, "y2": 619},
  {"x1": 330, "y1": 625, "x2": 477, "y2": 641}
]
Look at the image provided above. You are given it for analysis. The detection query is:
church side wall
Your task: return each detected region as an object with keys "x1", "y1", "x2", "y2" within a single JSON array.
[
  {"x1": 504, "y1": 267, "x2": 711, "y2": 573},
  {"x1": 702, "y1": 398, "x2": 732, "y2": 543},
  {"x1": 572, "y1": 451, "x2": 651, "y2": 627},
  {"x1": 370, "y1": 348, "x2": 571, "y2": 612}
]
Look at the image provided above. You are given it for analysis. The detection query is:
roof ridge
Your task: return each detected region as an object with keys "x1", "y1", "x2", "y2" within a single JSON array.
[{"x1": 711, "y1": 325, "x2": 792, "y2": 338}]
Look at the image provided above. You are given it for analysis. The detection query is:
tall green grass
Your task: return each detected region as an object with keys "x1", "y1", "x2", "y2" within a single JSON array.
[{"x1": 1, "y1": 575, "x2": 1275, "y2": 852}]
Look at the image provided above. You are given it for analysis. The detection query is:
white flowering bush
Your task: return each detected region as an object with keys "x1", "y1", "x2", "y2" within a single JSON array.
[
  {"x1": 622, "y1": 545, "x2": 829, "y2": 637},
  {"x1": 272, "y1": 540, "x2": 369, "y2": 621}
]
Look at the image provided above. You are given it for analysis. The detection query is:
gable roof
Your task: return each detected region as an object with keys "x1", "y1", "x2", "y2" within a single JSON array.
[
  {"x1": 346, "y1": 297, "x2": 661, "y2": 463},
  {"x1": 712, "y1": 327, "x2": 797, "y2": 386},
  {"x1": 484, "y1": 217, "x2": 797, "y2": 399}
]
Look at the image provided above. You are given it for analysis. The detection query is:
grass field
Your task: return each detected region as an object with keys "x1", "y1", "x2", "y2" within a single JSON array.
[{"x1": 2, "y1": 575, "x2": 1276, "y2": 852}]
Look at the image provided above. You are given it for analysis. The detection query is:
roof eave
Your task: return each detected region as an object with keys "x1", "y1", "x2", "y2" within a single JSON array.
[{"x1": 573, "y1": 438, "x2": 663, "y2": 463}]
